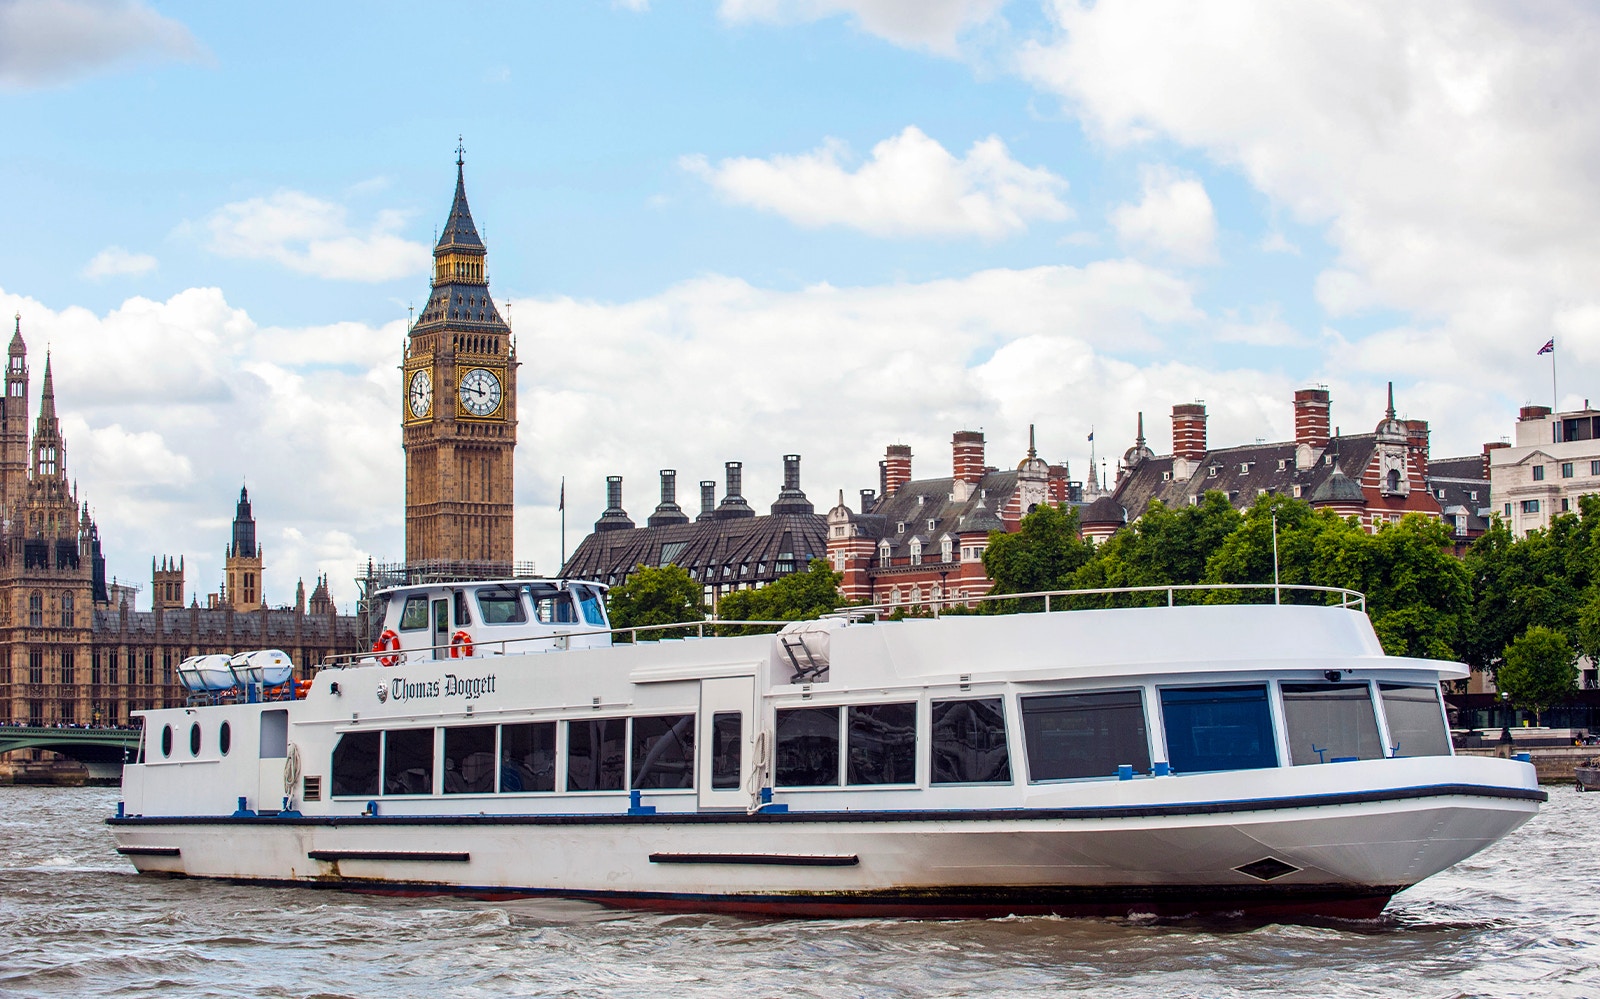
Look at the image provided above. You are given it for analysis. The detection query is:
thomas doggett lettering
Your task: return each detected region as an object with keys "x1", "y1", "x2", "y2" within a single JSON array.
[{"x1": 389, "y1": 673, "x2": 496, "y2": 702}]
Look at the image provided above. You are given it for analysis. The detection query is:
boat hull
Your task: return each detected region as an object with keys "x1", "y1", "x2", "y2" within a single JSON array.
[{"x1": 109, "y1": 784, "x2": 1540, "y2": 920}]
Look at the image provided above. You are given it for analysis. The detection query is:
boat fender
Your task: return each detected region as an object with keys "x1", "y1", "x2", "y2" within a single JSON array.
[
  {"x1": 449, "y1": 630, "x2": 475, "y2": 659},
  {"x1": 372, "y1": 629, "x2": 402, "y2": 668}
]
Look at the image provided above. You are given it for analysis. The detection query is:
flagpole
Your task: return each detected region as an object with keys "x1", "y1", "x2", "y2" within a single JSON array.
[
  {"x1": 559, "y1": 476, "x2": 567, "y2": 570},
  {"x1": 1552, "y1": 337, "x2": 1559, "y2": 411}
]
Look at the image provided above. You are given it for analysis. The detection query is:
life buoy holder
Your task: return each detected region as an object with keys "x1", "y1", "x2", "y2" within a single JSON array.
[
  {"x1": 372, "y1": 629, "x2": 401, "y2": 668},
  {"x1": 450, "y1": 630, "x2": 475, "y2": 658}
]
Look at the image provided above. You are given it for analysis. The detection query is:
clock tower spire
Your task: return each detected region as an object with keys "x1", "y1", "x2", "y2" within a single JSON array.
[{"x1": 402, "y1": 147, "x2": 519, "y2": 570}]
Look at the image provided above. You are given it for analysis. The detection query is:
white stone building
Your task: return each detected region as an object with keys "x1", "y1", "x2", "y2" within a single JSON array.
[{"x1": 1489, "y1": 404, "x2": 1600, "y2": 536}]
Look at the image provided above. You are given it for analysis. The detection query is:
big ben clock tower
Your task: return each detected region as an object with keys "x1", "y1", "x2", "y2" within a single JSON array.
[{"x1": 403, "y1": 147, "x2": 518, "y2": 568}]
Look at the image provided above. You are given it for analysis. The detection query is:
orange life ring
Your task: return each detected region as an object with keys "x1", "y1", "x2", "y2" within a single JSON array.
[
  {"x1": 449, "y1": 630, "x2": 474, "y2": 658},
  {"x1": 372, "y1": 629, "x2": 401, "y2": 668}
]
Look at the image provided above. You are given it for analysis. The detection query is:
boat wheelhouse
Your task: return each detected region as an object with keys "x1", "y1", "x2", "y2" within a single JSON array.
[{"x1": 110, "y1": 581, "x2": 1544, "y2": 920}]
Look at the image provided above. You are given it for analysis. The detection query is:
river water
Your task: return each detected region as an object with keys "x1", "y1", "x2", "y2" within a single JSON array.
[{"x1": 1, "y1": 785, "x2": 1596, "y2": 999}]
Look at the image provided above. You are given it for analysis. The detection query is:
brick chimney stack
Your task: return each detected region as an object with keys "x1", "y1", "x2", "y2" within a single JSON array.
[
  {"x1": 860, "y1": 489, "x2": 876, "y2": 513},
  {"x1": 1171, "y1": 403, "x2": 1207, "y2": 461},
  {"x1": 1294, "y1": 388, "x2": 1331, "y2": 449},
  {"x1": 884, "y1": 444, "x2": 913, "y2": 495},
  {"x1": 1482, "y1": 441, "x2": 1508, "y2": 479},
  {"x1": 1405, "y1": 419, "x2": 1430, "y2": 480},
  {"x1": 952, "y1": 431, "x2": 985, "y2": 484}
]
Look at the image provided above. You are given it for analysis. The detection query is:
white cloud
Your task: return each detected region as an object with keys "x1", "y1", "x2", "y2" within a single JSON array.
[
  {"x1": 683, "y1": 126, "x2": 1071, "y2": 238},
  {"x1": 0, "y1": 0, "x2": 205, "y2": 88},
  {"x1": 718, "y1": 0, "x2": 1006, "y2": 55},
  {"x1": 202, "y1": 191, "x2": 430, "y2": 282},
  {"x1": 1108, "y1": 165, "x2": 1218, "y2": 265},
  {"x1": 82, "y1": 245, "x2": 157, "y2": 279},
  {"x1": 1259, "y1": 232, "x2": 1299, "y2": 255}
]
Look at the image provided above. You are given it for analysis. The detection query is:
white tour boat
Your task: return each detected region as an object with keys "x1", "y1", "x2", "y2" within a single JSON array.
[{"x1": 109, "y1": 578, "x2": 1544, "y2": 920}]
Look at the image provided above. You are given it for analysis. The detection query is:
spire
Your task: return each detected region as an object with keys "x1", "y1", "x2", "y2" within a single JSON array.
[
  {"x1": 1028, "y1": 423, "x2": 1037, "y2": 460},
  {"x1": 1135, "y1": 411, "x2": 1145, "y2": 449},
  {"x1": 9, "y1": 313, "x2": 21, "y2": 353},
  {"x1": 39, "y1": 352, "x2": 54, "y2": 421},
  {"x1": 437, "y1": 142, "x2": 483, "y2": 250},
  {"x1": 1385, "y1": 381, "x2": 1396, "y2": 420},
  {"x1": 231, "y1": 484, "x2": 257, "y2": 558}
]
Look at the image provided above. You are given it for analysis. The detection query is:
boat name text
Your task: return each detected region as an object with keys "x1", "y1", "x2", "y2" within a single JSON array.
[{"x1": 389, "y1": 673, "x2": 497, "y2": 702}]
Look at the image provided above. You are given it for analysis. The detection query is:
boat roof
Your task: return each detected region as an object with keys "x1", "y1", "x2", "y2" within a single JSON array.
[{"x1": 373, "y1": 577, "x2": 609, "y2": 600}]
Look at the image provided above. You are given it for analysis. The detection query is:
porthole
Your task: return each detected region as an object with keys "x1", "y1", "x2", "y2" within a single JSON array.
[
  {"x1": 160, "y1": 724, "x2": 173, "y2": 758},
  {"x1": 189, "y1": 723, "x2": 201, "y2": 757},
  {"x1": 219, "y1": 721, "x2": 232, "y2": 756}
]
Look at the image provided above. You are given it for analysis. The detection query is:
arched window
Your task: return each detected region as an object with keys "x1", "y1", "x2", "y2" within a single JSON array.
[
  {"x1": 940, "y1": 536, "x2": 953, "y2": 563},
  {"x1": 909, "y1": 539, "x2": 923, "y2": 566},
  {"x1": 60, "y1": 592, "x2": 73, "y2": 628},
  {"x1": 1386, "y1": 469, "x2": 1400, "y2": 492}
]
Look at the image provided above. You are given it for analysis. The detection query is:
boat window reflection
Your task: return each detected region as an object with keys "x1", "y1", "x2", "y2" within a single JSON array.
[
  {"x1": 847, "y1": 703, "x2": 916, "y2": 785},
  {"x1": 710, "y1": 712, "x2": 741, "y2": 790},
  {"x1": 1379, "y1": 684, "x2": 1452, "y2": 758},
  {"x1": 476, "y1": 586, "x2": 528, "y2": 625},
  {"x1": 383, "y1": 728, "x2": 435, "y2": 795},
  {"x1": 931, "y1": 698, "x2": 1011, "y2": 784},
  {"x1": 443, "y1": 725, "x2": 496, "y2": 793},
  {"x1": 1023, "y1": 691, "x2": 1151, "y2": 781},
  {"x1": 631, "y1": 715, "x2": 695, "y2": 789},
  {"x1": 500, "y1": 722, "x2": 556, "y2": 792},
  {"x1": 776, "y1": 707, "x2": 840, "y2": 786},
  {"x1": 525, "y1": 584, "x2": 577, "y2": 625},
  {"x1": 1282, "y1": 683, "x2": 1383, "y2": 765},
  {"x1": 331, "y1": 731, "x2": 379, "y2": 797},
  {"x1": 573, "y1": 585, "x2": 608, "y2": 628},
  {"x1": 567, "y1": 719, "x2": 625, "y2": 791},
  {"x1": 397, "y1": 595, "x2": 429, "y2": 631},
  {"x1": 1160, "y1": 685, "x2": 1277, "y2": 774}
]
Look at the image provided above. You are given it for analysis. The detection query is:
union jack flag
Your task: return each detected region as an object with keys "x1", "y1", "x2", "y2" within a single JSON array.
[{"x1": 1538, "y1": 338, "x2": 1555, "y2": 355}]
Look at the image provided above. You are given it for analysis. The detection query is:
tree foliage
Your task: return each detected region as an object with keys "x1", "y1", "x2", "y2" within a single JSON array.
[
  {"x1": 981, "y1": 503, "x2": 1094, "y2": 609},
  {"x1": 1496, "y1": 625, "x2": 1579, "y2": 723},
  {"x1": 1069, "y1": 493, "x2": 1242, "y2": 604},
  {"x1": 715, "y1": 559, "x2": 844, "y2": 627},
  {"x1": 606, "y1": 563, "x2": 704, "y2": 638}
]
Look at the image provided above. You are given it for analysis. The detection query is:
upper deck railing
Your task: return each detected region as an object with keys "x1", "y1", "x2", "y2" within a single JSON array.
[{"x1": 841, "y1": 582, "x2": 1366, "y2": 620}]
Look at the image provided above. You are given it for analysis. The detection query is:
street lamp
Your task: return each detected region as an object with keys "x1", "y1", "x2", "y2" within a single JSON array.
[{"x1": 1500, "y1": 690, "x2": 1513, "y2": 746}]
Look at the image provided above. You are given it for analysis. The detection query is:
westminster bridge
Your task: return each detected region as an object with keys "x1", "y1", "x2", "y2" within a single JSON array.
[{"x1": 0, "y1": 725, "x2": 141, "y2": 782}]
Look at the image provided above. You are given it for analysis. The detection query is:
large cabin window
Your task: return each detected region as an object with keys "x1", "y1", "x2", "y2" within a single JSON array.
[
  {"x1": 847, "y1": 703, "x2": 916, "y2": 785},
  {"x1": 573, "y1": 585, "x2": 608, "y2": 628},
  {"x1": 775, "y1": 706, "x2": 840, "y2": 786},
  {"x1": 383, "y1": 728, "x2": 435, "y2": 795},
  {"x1": 397, "y1": 595, "x2": 430, "y2": 631},
  {"x1": 1160, "y1": 685, "x2": 1277, "y2": 774},
  {"x1": 1379, "y1": 684, "x2": 1452, "y2": 758},
  {"x1": 566, "y1": 719, "x2": 625, "y2": 791},
  {"x1": 631, "y1": 715, "x2": 695, "y2": 789},
  {"x1": 476, "y1": 586, "x2": 528, "y2": 625},
  {"x1": 1281, "y1": 683, "x2": 1383, "y2": 764},
  {"x1": 443, "y1": 725, "x2": 497, "y2": 793},
  {"x1": 331, "y1": 731, "x2": 380, "y2": 797},
  {"x1": 500, "y1": 722, "x2": 556, "y2": 792},
  {"x1": 931, "y1": 698, "x2": 1011, "y2": 784},
  {"x1": 1023, "y1": 691, "x2": 1151, "y2": 781},
  {"x1": 526, "y1": 584, "x2": 578, "y2": 624}
]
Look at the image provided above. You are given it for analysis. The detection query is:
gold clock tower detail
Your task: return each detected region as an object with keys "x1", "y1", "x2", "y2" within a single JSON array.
[{"x1": 403, "y1": 148, "x2": 518, "y2": 568}]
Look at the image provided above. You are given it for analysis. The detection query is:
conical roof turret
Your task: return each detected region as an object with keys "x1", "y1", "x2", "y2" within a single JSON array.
[{"x1": 437, "y1": 144, "x2": 484, "y2": 250}]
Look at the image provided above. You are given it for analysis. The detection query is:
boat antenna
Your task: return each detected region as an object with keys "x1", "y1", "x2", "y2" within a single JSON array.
[{"x1": 1271, "y1": 511, "x2": 1281, "y2": 605}]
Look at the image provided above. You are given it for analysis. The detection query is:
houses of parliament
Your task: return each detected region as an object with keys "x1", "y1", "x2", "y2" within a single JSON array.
[{"x1": 0, "y1": 154, "x2": 523, "y2": 728}]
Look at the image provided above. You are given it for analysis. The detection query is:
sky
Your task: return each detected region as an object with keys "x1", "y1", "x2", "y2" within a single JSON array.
[{"x1": 1, "y1": 0, "x2": 1597, "y2": 611}]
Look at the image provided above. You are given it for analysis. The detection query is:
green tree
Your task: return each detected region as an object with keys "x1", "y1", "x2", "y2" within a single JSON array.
[
  {"x1": 715, "y1": 559, "x2": 844, "y2": 631},
  {"x1": 981, "y1": 503, "x2": 1094, "y2": 609},
  {"x1": 606, "y1": 564, "x2": 704, "y2": 640},
  {"x1": 1496, "y1": 625, "x2": 1579, "y2": 725},
  {"x1": 1071, "y1": 492, "x2": 1242, "y2": 605}
]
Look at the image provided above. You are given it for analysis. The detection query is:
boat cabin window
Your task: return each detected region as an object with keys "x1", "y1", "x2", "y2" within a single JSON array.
[
  {"x1": 500, "y1": 722, "x2": 557, "y2": 792},
  {"x1": 931, "y1": 698, "x2": 1011, "y2": 784},
  {"x1": 383, "y1": 728, "x2": 435, "y2": 795},
  {"x1": 1160, "y1": 685, "x2": 1278, "y2": 774},
  {"x1": 476, "y1": 586, "x2": 528, "y2": 625},
  {"x1": 1281, "y1": 682, "x2": 1383, "y2": 765},
  {"x1": 1022, "y1": 691, "x2": 1151, "y2": 781},
  {"x1": 631, "y1": 715, "x2": 695, "y2": 789},
  {"x1": 453, "y1": 590, "x2": 473, "y2": 626},
  {"x1": 443, "y1": 725, "x2": 496, "y2": 794},
  {"x1": 847, "y1": 703, "x2": 916, "y2": 785},
  {"x1": 573, "y1": 585, "x2": 608, "y2": 628},
  {"x1": 1379, "y1": 684, "x2": 1452, "y2": 758},
  {"x1": 397, "y1": 595, "x2": 430, "y2": 631},
  {"x1": 567, "y1": 718, "x2": 625, "y2": 791},
  {"x1": 526, "y1": 584, "x2": 578, "y2": 624},
  {"x1": 331, "y1": 731, "x2": 380, "y2": 797},
  {"x1": 711, "y1": 712, "x2": 742, "y2": 790},
  {"x1": 776, "y1": 706, "x2": 841, "y2": 786}
]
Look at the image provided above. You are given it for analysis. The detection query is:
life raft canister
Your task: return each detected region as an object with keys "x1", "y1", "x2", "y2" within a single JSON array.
[
  {"x1": 372, "y1": 629, "x2": 401, "y2": 667},
  {"x1": 449, "y1": 630, "x2": 474, "y2": 659}
]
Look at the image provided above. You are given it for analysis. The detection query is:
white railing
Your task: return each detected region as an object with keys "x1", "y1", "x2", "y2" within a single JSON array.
[{"x1": 839, "y1": 582, "x2": 1366, "y2": 620}]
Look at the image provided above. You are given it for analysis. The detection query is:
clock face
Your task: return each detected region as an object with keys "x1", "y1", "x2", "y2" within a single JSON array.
[
  {"x1": 458, "y1": 367, "x2": 502, "y2": 417},
  {"x1": 408, "y1": 369, "x2": 432, "y2": 418}
]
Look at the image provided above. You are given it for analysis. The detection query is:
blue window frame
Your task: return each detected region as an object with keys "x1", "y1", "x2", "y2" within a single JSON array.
[{"x1": 1160, "y1": 685, "x2": 1278, "y2": 774}]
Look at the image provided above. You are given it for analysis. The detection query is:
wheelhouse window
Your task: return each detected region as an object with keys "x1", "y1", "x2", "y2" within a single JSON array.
[
  {"x1": 1160, "y1": 685, "x2": 1278, "y2": 774},
  {"x1": 566, "y1": 718, "x2": 625, "y2": 791},
  {"x1": 475, "y1": 586, "x2": 527, "y2": 625},
  {"x1": 631, "y1": 714, "x2": 695, "y2": 789},
  {"x1": 775, "y1": 706, "x2": 840, "y2": 786},
  {"x1": 500, "y1": 722, "x2": 556, "y2": 792},
  {"x1": 1281, "y1": 682, "x2": 1383, "y2": 765},
  {"x1": 573, "y1": 585, "x2": 608, "y2": 627},
  {"x1": 383, "y1": 728, "x2": 435, "y2": 795},
  {"x1": 330, "y1": 731, "x2": 380, "y2": 797},
  {"x1": 847, "y1": 702, "x2": 916, "y2": 785},
  {"x1": 443, "y1": 725, "x2": 496, "y2": 794},
  {"x1": 711, "y1": 712, "x2": 741, "y2": 790},
  {"x1": 526, "y1": 584, "x2": 578, "y2": 624},
  {"x1": 1022, "y1": 691, "x2": 1150, "y2": 781},
  {"x1": 397, "y1": 595, "x2": 429, "y2": 631},
  {"x1": 1379, "y1": 684, "x2": 1452, "y2": 758},
  {"x1": 931, "y1": 697, "x2": 1011, "y2": 784}
]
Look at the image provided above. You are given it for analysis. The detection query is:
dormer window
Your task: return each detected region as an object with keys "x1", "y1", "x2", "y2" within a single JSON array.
[
  {"x1": 896, "y1": 521, "x2": 906, "y2": 534},
  {"x1": 1161, "y1": 471, "x2": 1172, "y2": 482},
  {"x1": 909, "y1": 539, "x2": 923, "y2": 566},
  {"x1": 1240, "y1": 462, "x2": 1252, "y2": 475},
  {"x1": 941, "y1": 536, "x2": 953, "y2": 562},
  {"x1": 927, "y1": 518, "x2": 937, "y2": 532},
  {"x1": 878, "y1": 540, "x2": 891, "y2": 563},
  {"x1": 1277, "y1": 459, "x2": 1288, "y2": 471},
  {"x1": 1207, "y1": 466, "x2": 1218, "y2": 478}
]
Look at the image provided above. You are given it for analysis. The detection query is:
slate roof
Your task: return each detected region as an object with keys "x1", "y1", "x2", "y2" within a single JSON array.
[
  {"x1": 438, "y1": 157, "x2": 484, "y2": 249},
  {"x1": 410, "y1": 158, "x2": 509, "y2": 335},
  {"x1": 559, "y1": 512, "x2": 827, "y2": 589},
  {"x1": 1424, "y1": 454, "x2": 1492, "y2": 536},
  {"x1": 1113, "y1": 435, "x2": 1382, "y2": 518},
  {"x1": 838, "y1": 470, "x2": 1023, "y2": 548}
]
